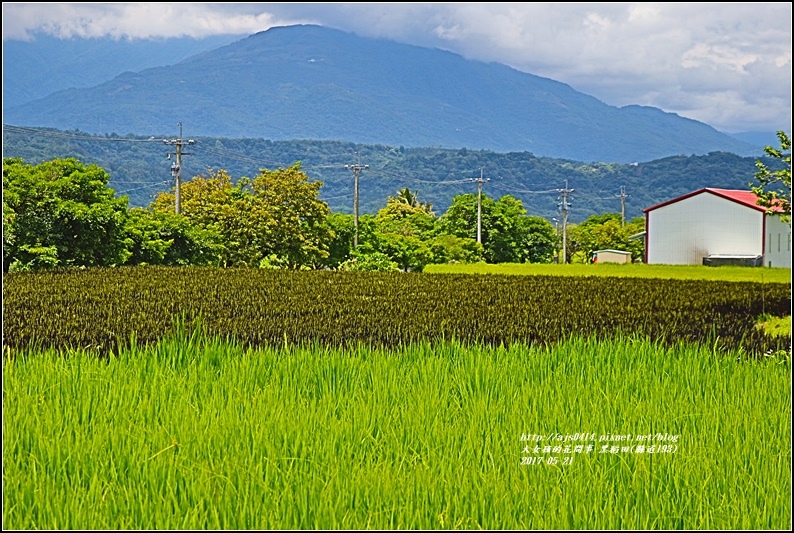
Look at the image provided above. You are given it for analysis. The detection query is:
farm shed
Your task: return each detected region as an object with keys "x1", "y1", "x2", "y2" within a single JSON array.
[
  {"x1": 593, "y1": 249, "x2": 632, "y2": 263},
  {"x1": 643, "y1": 188, "x2": 790, "y2": 267}
]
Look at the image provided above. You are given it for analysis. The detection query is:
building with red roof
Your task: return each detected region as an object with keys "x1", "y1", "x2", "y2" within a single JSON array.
[{"x1": 643, "y1": 188, "x2": 790, "y2": 267}]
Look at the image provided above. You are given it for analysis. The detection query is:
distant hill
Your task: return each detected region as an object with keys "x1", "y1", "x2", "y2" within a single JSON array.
[
  {"x1": 3, "y1": 24, "x2": 762, "y2": 164},
  {"x1": 727, "y1": 131, "x2": 783, "y2": 150},
  {"x1": 3, "y1": 126, "x2": 779, "y2": 223},
  {"x1": 2, "y1": 33, "x2": 246, "y2": 109}
]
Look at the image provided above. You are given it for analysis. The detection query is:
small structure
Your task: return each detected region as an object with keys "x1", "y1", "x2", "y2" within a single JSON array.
[
  {"x1": 643, "y1": 188, "x2": 790, "y2": 267},
  {"x1": 592, "y1": 249, "x2": 632, "y2": 264},
  {"x1": 702, "y1": 254, "x2": 763, "y2": 267}
]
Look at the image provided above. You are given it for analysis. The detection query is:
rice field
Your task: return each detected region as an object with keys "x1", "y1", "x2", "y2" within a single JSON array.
[
  {"x1": 424, "y1": 262, "x2": 793, "y2": 283},
  {"x1": 3, "y1": 266, "x2": 791, "y2": 529},
  {"x1": 3, "y1": 267, "x2": 790, "y2": 355},
  {"x1": 3, "y1": 333, "x2": 790, "y2": 529}
]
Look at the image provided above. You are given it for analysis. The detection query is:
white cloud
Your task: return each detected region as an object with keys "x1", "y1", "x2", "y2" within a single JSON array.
[
  {"x1": 1, "y1": 3, "x2": 303, "y2": 40},
  {"x1": 2, "y1": 2, "x2": 791, "y2": 133}
]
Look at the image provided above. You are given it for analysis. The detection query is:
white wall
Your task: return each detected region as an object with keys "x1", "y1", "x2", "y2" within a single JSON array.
[
  {"x1": 647, "y1": 193, "x2": 763, "y2": 265},
  {"x1": 764, "y1": 214, "x2": 792, "y2": 268}
]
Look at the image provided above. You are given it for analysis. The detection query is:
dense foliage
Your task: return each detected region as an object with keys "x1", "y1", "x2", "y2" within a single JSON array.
[
  {"x1": 4, "y1": 267, "x2": 789, "y2": 355},
  {"x1": 2, "y1": 157, "x2": 130, "y2": 271},
  {"x1": 150, "y1": 165, "x2": 332, "y2": 268},
  {"x1": 565, "y1": 213, "x2": 646, "y2": 263}
]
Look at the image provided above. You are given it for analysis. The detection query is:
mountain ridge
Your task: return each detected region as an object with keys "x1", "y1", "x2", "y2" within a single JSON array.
[{"x1": 3, "y1": 24, "x2": 762, "y2": 163}]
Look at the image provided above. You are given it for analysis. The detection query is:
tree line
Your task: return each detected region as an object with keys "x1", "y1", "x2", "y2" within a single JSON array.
[{"x1": 4, "y1": 156, "x2": 647, "y2": 273}]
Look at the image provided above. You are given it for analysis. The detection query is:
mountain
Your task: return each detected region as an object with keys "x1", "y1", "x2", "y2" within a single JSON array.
[
  {"x1": 2, "y1": 33, "x2": 247, "y2": 109},
  {"x1": 728, "y1": 131, "x2": 783, "y2": 150},
  {"x1": 3, "y1": 24, "x2": 762, "y2": 163}
]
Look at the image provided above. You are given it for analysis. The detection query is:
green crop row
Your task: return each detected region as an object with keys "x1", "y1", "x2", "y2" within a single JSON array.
[
  {"x1": 3, "y1": 335, "x2": 790, "y2": 529},
  {"x1": 3, "y1": 266, "x2": 790, "y2": 355}
]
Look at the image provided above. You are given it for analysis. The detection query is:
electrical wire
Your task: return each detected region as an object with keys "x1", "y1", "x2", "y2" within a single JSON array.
[{"x1": 3, "y1": 124, "x2": 162, "y2": 143}]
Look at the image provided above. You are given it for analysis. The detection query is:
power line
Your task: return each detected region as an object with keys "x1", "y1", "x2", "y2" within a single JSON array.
[
  {"x1": 489, "y1": 182, "x2": 558, "y2": 195},
  {"x1": 616, "y1": 186, "x2": 630, "y2": 226},
  {"x1": 471, "y1": 168, "x2": 490, "y2": 245},
  {"x1": 320, "y1": 193, "x2": 354, "y2": 201},
  {"x1": 113, "y1": 181, "x2": 170, "y2": 195},
  {"x1": 2, "y1": 124, "x2": 161, "y2": 143},
  {"x1": 396, "y1": 176, "x2": 472, "y2": 185},
  {"x1": 556, "y1": 180, "x2": 574, "y2": 264},
  {"x1": 364, "y1": 165, "x2": 472, "y2": 185},
  {"x1": 195, "y1": 145, "x2": 295, "y2": 169},
  {"x1": 6, "y1": 125, "x2": 623, "y2": 227},
  {"x1": 345, "y1": 153, "x2": 368, "y2": 248},
  {"x1": 163, "y1": 122, "x2": 194, "y2": 215}
]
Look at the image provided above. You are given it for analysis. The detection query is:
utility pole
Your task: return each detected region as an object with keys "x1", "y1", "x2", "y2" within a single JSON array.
[
  {"x1": 556, "y1": 180, "x2": 574, "y2": 263},
  {"x1": 345, "y1": 152, "x2": 368, "y2": 247},
  {"x1": 164, "y1": 122, "x2": 194, "y2": 215},
  {"x1": 616, "y1": 186, "x2": 629, "y2": 226},
  {"x1": 471, "y1": 168, "x2": 490, "y2": 244}
]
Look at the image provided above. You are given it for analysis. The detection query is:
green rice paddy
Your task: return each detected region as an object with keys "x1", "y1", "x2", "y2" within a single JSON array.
[
  {"x1": 3, "y1": 265, "x2": 791, "y2": 529},
  {"x1": 3, "y1": 333, "x2": 790, "y2": 529},
  {"x1": 424, "y1": 262, "x2": 793, "y2": 283}
]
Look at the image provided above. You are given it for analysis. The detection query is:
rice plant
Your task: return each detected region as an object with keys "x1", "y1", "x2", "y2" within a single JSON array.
[
  {"x1": 3, "y1": 333, "x2": 790, "y2": 529},
  {"x1": 3, "y1": 266, "x2": 790, "y2": 355}
]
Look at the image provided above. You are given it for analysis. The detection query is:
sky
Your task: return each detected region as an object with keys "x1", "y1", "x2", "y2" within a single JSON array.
[{"x1": 2, "y1": 2, "x2": 792, "y2": 135}]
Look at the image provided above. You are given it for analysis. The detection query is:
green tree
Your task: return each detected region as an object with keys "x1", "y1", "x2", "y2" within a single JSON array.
[
  {"x1": 3, "y1": 157, "x2": 130, "y2": 271},
  {"x1": 623, "y1": 217, "x2": 646, "y2": 262},
  {"x1": 152, "y1": 164, "x2": 331, "y2": 268},
  {"x1": 321, "y1": 212, "x2": 356, "y2": 268},
  {"x1": 750, "y1": 130, "x2": 791, "y2": 225},
  {"x1": 385, "y1": 187, "x2": 434, "y2": 215},
  {"x1": 567, "y1": 213, "x2": 644, "y2": 263},
  {"x1": 123, "y1": 208, "x2": 223, "y2": 266},
  {"x1": 428, "y1": 234, "x2": 483, "y2": 264},
  {"x1": 2, "y1": 173, "x2": 19, "y2": 270},
  {"x1": 438, "y1": 193, "x2": 554, "y2": 263},
  {"x1": 439, "y1": 193, "x2": 496, "y2": 243},
  {"x1": 517, "y1": 216, "x2": 557, "y2": 263},
  {"x1": 565, "y1": 222, "x2": 589, "y2": 264},
  {"x1": 365, "y1": 190, "x2": 439, "y2": 271},
  {"x1": 152, "y1": 169, "x2": 257, "y2": 266},
  {"x1": 488, "y1": 195, "x2": 528, "y2": 263},
  {"x1": 376, "y1": 188, "x2": 437, "y2": 240},
  {"x1": 376, "y1": 201, "x2": 435, "y2": 224},
  {"x1": 338, "y1": 249, "x2": 400, "y2": 272},
  {"x1": 250, "y1": 163, "x2": 332, "y2": 267},
  {"x1": 375, "y1": 209, "x2": 436, "y2": 239},
  {"x1": 373, "y1": 232, "x2": 433, "y2": 272}
]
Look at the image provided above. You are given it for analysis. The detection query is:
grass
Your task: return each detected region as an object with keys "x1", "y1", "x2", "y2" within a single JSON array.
[
  {"x1": 757, "y1": 314, "x2": 792, "y2": 338},
  {"x1": 3, "y1": 332, "x2": 790, "y2": 530},
  {"x1": 424, "y1": 262, "x2": 793, "y2": 284}
]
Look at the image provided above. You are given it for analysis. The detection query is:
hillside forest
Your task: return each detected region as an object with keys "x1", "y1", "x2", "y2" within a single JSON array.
[{"x1": 2, "y1": 126, "x2": 781, "y2": 222}]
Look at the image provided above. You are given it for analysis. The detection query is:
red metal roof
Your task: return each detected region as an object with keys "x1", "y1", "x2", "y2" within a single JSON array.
[{"x1": 643, "y1": 188, "x2": 786, "y2": 214}]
